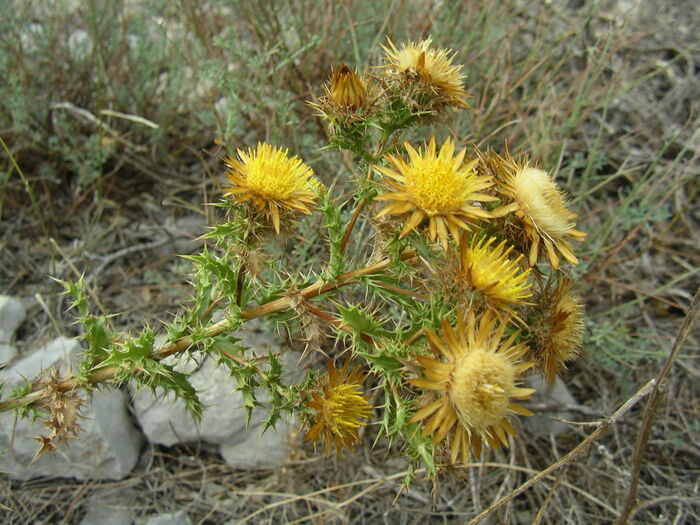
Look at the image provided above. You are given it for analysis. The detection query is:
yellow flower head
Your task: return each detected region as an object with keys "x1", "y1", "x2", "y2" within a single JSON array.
[
  {"x1": 305, "y1": 360, "x2": 373, "y2": 457},
  {"x1": 374, "y1": 137, "x2": 496, "y2": 251},
  {"x1": 410, "y1": 311, "x2": 535, "y2": 464},
  {"x1": 532, "y1": 278, "x2": 585, "y2": 384},
  {"x1": 329, "y1": 64, "x2": 367, "y2": 109},
  {"x1": 487, "y1": 151, "x2": 586, "y2": 269},
  {"x1": 223, "y1": 142, "x2": 318, "y2": 233},
  {"x1": 381, "y1": 37, "x2": 470, "y2": 110},
  {"x1": 460, "y1": 235, "x2": 533, "y2": 311}
]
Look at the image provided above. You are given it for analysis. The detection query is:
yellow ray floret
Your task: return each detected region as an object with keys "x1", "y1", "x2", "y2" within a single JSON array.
[
  {"x1": 409, "y1": 311, "x2": 535, "y2": 464},
  {"x1": 460, "y1": 234, "x2": 533, "y2": 309},
  {"x1": 486, "y1": 151, "x2": 586, "y2": 269},
  {"x1": 305, "y1": 360, "x2": 373, "y2": 457},
  {"x1": 223, "y1": 142, "x2": 318, "y2": 233},
  {"x1": 381, "y1": 37, "x2": 470, "y2": 109},
  {"x1": 375, "y1": 137, "x2": 496, "y2": 250}
]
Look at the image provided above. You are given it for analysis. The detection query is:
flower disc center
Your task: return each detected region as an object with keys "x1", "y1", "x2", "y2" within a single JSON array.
[{"x1": 449, "y1": 348, "x2": 514, "y2": 430}]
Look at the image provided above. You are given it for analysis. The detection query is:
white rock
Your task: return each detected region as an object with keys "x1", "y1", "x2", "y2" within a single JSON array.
[
  {"x1": 130, "y1": 355, "x2": 245, "y2": 446},
  {"x1": 0, "y1": 337, "x2": 144, "y2": 480},
  {"x1": 0, "y1": 337, "x2": 80, "y2": 383},
  {"x1": 0, "y1": 295, "x2": 26, "y2": 337},
  {"x1": 0, "y1": 295, "x2": 26, "y2": 364},
  {"x1": 219, "y1": 417, "x2": 295, "y2": 469},
  {"x1": 145, "y1": 511, "x2": 192, "y2": 525},
  {"x1": 0, "y1": 344, "x2": 17, "y2": 364}
]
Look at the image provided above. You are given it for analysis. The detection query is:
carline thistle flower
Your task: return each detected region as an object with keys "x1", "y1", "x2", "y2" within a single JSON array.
[
  {"x1": 460, "y1": 234, "x2": 533, "y2": 315},
  {"x1": 531, "y1": 278, "x2": 585, "y2": 384},
  {"x1": 381, "y1": 37, "x2": 470, "y2": 110},
  {"x1": 305, "y1": 360, "x2": 373, "y2": 457},
  {"x1": 329, "y1": 64, "x2": 367, "y2": 110},
  {"x1": 223, "y1": 142, "x2": 319, "y2": 233},
  {"x1": 409, "y1": 311, "x2": 535, "y2": 464},
  {"x1": 484, "y1": 150, "x2": 586, "y2": 269},
  {"x1": 374, "y1": 137, "x2": 496, "y2": 251}
]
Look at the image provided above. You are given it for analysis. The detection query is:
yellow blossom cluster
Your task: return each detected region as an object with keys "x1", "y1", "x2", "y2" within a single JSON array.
[{"x1": 219, "y1": 37, "x2": 587, "y2": 465}]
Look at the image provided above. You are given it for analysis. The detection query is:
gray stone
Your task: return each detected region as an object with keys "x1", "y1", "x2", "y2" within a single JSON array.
[
  {"x1": 219, "y1": 417, "x2": 295, "y2": 469},
  {"x1": 0, "y1": 343, "x2": 17, "y2": 364},
  {"x1": 0, "y1": 295, "x2": 26, "y2": 364},
  {"x1": 0, "y1": 337, "x2": 80, "y2": 383},
  {"x1": 0, "y1": 337, "x2": 143, "y2": 480},
  {"x1": 523, "y1": 373, "x2": 578, "y2": 438},
  {"x1": 130, "y1": 355, "x2": 243, "y2": 446},
  {"x1": 145, "y1": 511, "x2": 191, "y2": 525}
]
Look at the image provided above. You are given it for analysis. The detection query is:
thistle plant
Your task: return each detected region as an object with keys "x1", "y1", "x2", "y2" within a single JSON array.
[{"x1": 0, "y1": 37, "x2": 587, "y2": 482}]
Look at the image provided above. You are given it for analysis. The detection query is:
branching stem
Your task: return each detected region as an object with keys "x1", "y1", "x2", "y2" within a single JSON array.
[{"x1": 0, "y1": 250, "x2": 417, "y2": 413}]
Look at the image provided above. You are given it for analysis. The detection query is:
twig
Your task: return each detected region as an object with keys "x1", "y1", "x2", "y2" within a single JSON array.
[
  {"x1": 614, "y1": 285, "x2": 700, "y2": 525},
  {"x1": 466, "y1": 378, "x2": 657, "y2": 525},
  {"x1": 86, "y1": 237, "x2": 171, "y2": 284},
  {"x1": 50, "y1": 102, "x2": 146, "y2": 152}
]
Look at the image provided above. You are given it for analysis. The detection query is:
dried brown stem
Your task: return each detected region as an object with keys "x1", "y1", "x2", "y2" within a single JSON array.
[
  {"x1": 615, "y1": 285, "x2": 700, "y2": 524},
  {"x1": 466, "y1": 377, "x2": 657, "y2": 525},
  {"x1": 0, "y1": 250, "x2": 417, "y2": 413}
]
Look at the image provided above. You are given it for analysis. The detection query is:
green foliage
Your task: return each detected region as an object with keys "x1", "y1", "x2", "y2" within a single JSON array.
[
  {"x1": 318, "y1": 190, "x2": 346, "y2": 280},
  {"x1": 10, "y1": 382, "x2": 41, "y2": 420}
]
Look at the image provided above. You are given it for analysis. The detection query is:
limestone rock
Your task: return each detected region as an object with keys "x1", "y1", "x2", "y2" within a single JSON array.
[
  {"x1": 130, "y1": 324, "x2": 297, "y2": 467},
  {"x1": 523, "y1": 373, "x2": 578, "y2": 438},
  {"x1": 0, "y1": 295, "x2": 27, "y2": 364},
  {"x1": 219, "y1": 417, "x2": 295, "y2": 469}
]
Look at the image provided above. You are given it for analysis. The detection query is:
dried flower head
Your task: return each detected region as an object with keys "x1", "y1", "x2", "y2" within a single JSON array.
[
  {"x1": 329, "y1": 64, "x2": 367, "y2": 109},
  {"x1": 485, "y1": 151, "x2": 586, "y2": 269},
  {"x1": 223, "y1": 142, "x2": 318, "y2": 233},
  {"x1": 375, "y1": 137, "x2": 495, "y2": 251},
  {"x1": 381, "y1": 37, "x2": 470, "y2": 110},
  {"x1": 460, "y1": 234, "x2": 533, "y2": 312},
  {"x1": 308, "y1": 65, "x2": 374, "y2": 131},
  {"x1": 32, "y1": 368, "x2": 85, "y2": 463},
  {"x1": 305, "y1": 360, "x2": 373, "y2": 457},
  {"x1": 531, "y1": 278, "x2": 585, "y2": 384},
  {"x1": 410, "y1": 311, "x2": 535, "y2": 464}
]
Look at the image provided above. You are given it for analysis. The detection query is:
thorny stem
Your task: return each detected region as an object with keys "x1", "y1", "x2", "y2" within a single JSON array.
[
  {"x1": 0, "y1": 250, "x2": 418, "y2": 413},
  {"x1": 339, "y1": 128, "x2": 394, "y2": 254},
  {"x1": 303, "y1": 302, "x2": 376, "y2": 347}
]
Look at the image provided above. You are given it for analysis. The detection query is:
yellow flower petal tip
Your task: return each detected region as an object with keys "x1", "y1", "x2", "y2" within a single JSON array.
[{"x1": 460, "y1": 235, "x2": 533, "y2": 309}]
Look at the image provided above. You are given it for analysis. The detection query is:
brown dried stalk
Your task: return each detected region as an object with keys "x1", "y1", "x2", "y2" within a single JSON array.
[
  {"x1": 615, "y1": 285, "x2": 700, "y2": 524},
  {"x1": 467, "y1": 377, "x2": 657, "y2": 525}
]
